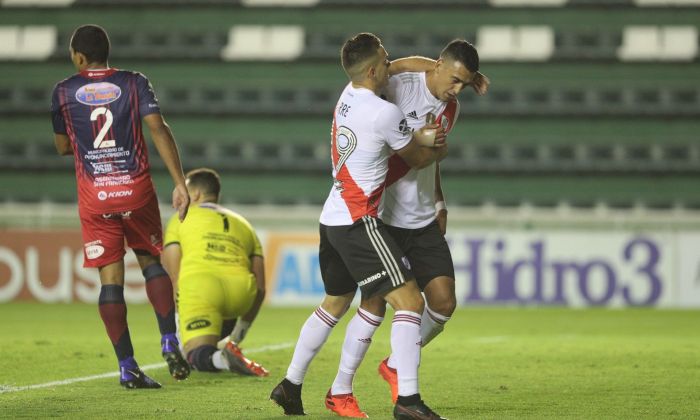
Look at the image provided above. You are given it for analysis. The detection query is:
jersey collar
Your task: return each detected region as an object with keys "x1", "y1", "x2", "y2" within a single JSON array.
[{"x1": 79, "y1": 68, "x2": 118, "y2": 79}]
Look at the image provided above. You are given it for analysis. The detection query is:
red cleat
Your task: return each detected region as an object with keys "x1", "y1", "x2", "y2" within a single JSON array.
[
  {"x1": 378, "y1": 357, "x2": 398, "y2": 403},
  {"x1": 222, "y1": 341, "x2": 269, "y2": 377},
  {"x1": 325, "y1": 389, "x2": 369, "y2": 418}
]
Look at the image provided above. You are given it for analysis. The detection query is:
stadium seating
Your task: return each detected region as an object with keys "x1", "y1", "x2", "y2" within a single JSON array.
[{"x1": 0, "y1": 2, "x2": 699, "y2": 208}]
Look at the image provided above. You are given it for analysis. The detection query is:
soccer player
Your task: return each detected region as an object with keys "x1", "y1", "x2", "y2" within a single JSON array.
[
  {"x1": 51, "y1": 24, "x2": 190, "y2": 389},
  {"x1": 329, "y1": 40, "x2": 488, "y2": 408},
  {"x1": 270, "y1": 33, "x2": 448, "y2": 419},
  {"x1": 161, "y1": 168, "x2": 268, "y2": 377}
]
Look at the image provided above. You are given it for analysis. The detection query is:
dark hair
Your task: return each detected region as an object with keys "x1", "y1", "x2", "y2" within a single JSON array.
[
  {"x1": 341, "y1": 32, "x2": 382, "y2": 77},
  {"x1": 440, "y1": 39, "x2": 479, "y2": 72},
  {"x1": 70, "y1": 24, "x2": 110, "y2": 64},
  {"x1": 186, "y1": 168, "x2": 221, "y2": 199}
]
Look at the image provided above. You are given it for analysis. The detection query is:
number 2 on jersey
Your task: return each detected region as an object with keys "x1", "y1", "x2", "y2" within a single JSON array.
[{"x1": 91, "y1": 106, "x2": 116, "y2": 149}]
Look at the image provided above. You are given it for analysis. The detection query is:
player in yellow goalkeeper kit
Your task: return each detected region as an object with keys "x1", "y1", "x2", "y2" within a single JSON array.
[{"x1": 162, "y1": 168, "x2": 268, "y2": 376}]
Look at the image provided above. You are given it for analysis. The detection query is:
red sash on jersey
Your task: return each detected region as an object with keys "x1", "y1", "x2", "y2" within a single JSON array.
[{"x1": 385, "y1": 99, "x2": 458, "y2": 187}]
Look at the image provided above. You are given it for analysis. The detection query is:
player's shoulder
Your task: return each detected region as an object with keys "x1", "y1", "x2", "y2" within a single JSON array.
[
  {"x1": 392, "y1": 71, "x2": 423, "y2": 85},
  {"x1": 115, "y1": 69, "x2": 150, "y2": 83},
  {"x1": 53, "y1": 73, "x2": 82, "y2": 91}
]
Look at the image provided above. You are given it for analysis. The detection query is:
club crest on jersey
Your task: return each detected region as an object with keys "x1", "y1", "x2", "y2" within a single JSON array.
[
  {"x1": 440, "y1": 116, "x2": 450, "y2": 131},
  {"x1": 76, "y1": 82, "x2": 121, "y2": 106}
]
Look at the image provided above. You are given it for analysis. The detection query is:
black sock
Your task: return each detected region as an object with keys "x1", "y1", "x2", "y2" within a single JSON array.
[{"x1": 187, "y1": 345, "x2": 218, "y2": 372}]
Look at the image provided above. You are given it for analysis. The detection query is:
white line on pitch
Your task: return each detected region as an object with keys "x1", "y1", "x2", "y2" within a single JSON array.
[{"x1": 0, "y1": 342, "x2": 294, "y2": 395}]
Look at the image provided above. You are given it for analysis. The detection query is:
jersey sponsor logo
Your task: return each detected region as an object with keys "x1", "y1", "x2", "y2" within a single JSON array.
[
  {"x1": 75, "y1": 82, "x2": 121, "y2": 106},
  {"x1": 407, "y1": 110, "x2": 418, "y2": 119},
  {"x1": 398, "y1": 118, "x2": 410, "y2": 135},
  {"x1": 186, "y1": 319, "x2": 211, "y2": 330},
  {"x1": 97, "y1": 190, "x2": 133, "y2": 201},
  {"x1": 359, "y1": 270, "x2": 387, "y2": 286},
  {"x1": 102, "y1": 210, "x2": 132, "y2": 219},
  {"x1": 84, "y1": 240, "x2": 105, "y2": 260}
]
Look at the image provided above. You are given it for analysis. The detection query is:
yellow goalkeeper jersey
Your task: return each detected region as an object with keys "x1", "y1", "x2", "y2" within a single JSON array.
[{"x1": 164, "y1": 203, "x2": 263, "y2": 278}]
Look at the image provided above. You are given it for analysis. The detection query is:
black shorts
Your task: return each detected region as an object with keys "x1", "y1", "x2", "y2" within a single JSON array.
[
  {"x1": 385, "y1": 219, "x2": 454, "y2": 290},
  {"x1": 319, "y1": 216, "x2": 413, "y2": 298}
]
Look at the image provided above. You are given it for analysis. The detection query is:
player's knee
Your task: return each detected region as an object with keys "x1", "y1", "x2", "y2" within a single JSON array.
[
  {"x1": 430, "y1": 296, "x2": 456, "y2": 318},
  {"x1": 320, "y1": 293, "x2": 354, "y2": 318},
  {"x1": 186, "y1": 345, "x2": 218, "y2": 372}
]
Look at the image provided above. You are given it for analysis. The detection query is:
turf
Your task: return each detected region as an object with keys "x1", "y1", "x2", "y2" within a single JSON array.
[{"x1": 0, "y1": 304, "x2": 698, "y2": 419}]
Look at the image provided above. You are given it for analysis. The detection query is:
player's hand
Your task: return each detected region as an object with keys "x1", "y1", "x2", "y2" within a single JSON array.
[
  {"x1": 433, "y1": 125, "x2": 447, "y2": 147},
  {"x1": 173, "y1": 184, "x2": 190, "y2": 221},
  {"x1": 470, "y1": 71, "x2": 490, "y2": 96},
  {"x1": 436, "y1": 209, "x2": 448, "y2": 235}
]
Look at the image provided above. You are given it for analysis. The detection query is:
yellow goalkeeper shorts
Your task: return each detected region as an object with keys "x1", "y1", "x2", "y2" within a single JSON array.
[{"x1": 177, "y1": 270, "x2": 257, "y2": 345}]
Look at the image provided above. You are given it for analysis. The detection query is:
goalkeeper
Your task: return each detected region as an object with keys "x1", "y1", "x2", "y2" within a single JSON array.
[{"x1": 162, "y1": 168, "x2": 268, "y2": 376}]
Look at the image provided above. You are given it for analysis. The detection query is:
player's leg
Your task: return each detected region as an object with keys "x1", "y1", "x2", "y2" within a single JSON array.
[
  {"x1": 219, "y1": 273, "x2": 268, "y2": 376},
  {"x1": 421, "y1": 276, "x2": 455, "y2": 344},
  {"x1": 126, "y1": 197, "x2": 189, "y2": 381},
  {"x1": 410, "y1": 220, "x2": 456, "y2": 346},
  {"x1": 354, "y1": 217, "x2": 442, "y2": 419},
  {"x1": 327, "y1": 296, "x2": 385, "y2": 418},
  {"x1": 271, "y1": 293, "x2": 354, "y2": 416},
  {"x1": 81, "y1": 210, "x2": 159, "y2": 389},
  {"x1": 384, "y1": 220, "x2": 456, "y2": 395},
  {"x1": 271, "y1": 224, "x2": 356, "y2": 416},
  {"x1": 324, "y1": 217, "x2": 439, "y2": 418}
]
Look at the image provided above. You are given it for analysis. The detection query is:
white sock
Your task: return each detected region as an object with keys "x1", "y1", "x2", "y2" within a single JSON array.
[
  {"x1": 331, "y1": 308, "x2": 383, "y2": 395},
  {"x1": 391, "y1": 310, "x2": 421, "y2": 397},
  {"x1": 286, "y1": 307, "x2": 338, "y2": 385},
  {"x1": 387, "y1": 305, "x2": 450, "y2": 370},
  {"x1": 212, "y1": 350, "x2": 228, "y2": 370}
]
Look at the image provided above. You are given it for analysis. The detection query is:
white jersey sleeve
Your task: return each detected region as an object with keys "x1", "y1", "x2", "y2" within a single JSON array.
[{"x1": 375, "y1": 104, "x2": 412, "y2": 152}]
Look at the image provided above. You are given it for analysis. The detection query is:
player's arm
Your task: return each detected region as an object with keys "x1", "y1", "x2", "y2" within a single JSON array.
[
  {"x1": 54, "y1": 134, "x2": 72, "y2": 156},
  {"x1": 231, "y1": 255, "x2": 266, "y2": 343},
  {"x1": 144, "y1": 114, "x2": 189, "y2": 221},
  {"x1": 435, "y1": 164, "x2": 448, "y2": 235},
  {"x1": 161, "y1": 243, "x2": 182, "y2": 292},
  {"x1": 390, "y1": 56, "x2": 436, "y2": 75}
]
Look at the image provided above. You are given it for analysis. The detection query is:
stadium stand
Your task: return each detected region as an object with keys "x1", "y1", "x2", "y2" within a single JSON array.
[{"x1": 0, "y1": 2, "x2": 699, "y2": 209}]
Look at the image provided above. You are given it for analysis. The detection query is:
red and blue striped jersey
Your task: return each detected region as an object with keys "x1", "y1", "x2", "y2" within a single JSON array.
[{"x1": 51, "y1": 68, "x2": 161, "y2": 214}]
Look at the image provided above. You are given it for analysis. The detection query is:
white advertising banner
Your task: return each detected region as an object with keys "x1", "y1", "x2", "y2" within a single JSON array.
[{"x1": 1, "y1": 228, "x2": 699, "y2": 307}]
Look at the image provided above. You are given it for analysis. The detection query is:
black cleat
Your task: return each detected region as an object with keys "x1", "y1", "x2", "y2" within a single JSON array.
[
  {"x1": 162, "y1": 336, "x2": 191, "y2": 381},
  {"x1": 120, "y1": 367, "x2": 162, "y2": 389},
  {"x1": 270, "y1": 378, "x2": 306, "y2": 415},
  {"x1": 394, "y1": 400, "x2": 446, "y2": 420}
]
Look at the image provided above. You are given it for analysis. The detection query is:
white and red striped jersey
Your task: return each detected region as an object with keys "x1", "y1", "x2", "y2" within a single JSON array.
[
  {"x1": 381, "y1": 72, "x2": 460, "y2": 229},
  {"x1": 320, "y1": 83, "x2": 412, "y2": 226}
]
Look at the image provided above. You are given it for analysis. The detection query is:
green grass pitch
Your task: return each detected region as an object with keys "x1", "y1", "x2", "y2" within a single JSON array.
[{"x1": 0, "y1": 303, "x2": 699, "y2": 419}]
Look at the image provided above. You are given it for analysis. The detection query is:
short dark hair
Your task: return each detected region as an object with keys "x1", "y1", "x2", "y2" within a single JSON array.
[
  {"x1": 440, "y1": 39, "x2": 479, "y2": 73},
  {"x1": 341, "y1": 32, "x2": 382, "y2": 79},
  {"x1": 70, "y1": 24, "x2": 110, "y2": 64},
  {"x1": 186, "y1": 168, "x2": 221, "y2": 199}
]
